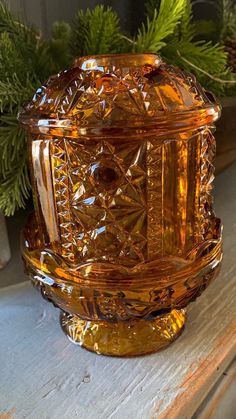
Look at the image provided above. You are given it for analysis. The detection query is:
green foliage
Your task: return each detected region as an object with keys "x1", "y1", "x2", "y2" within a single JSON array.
[
  {"x1": 193, "y1": 20, "x2": 218, "y2": 40},
  {"x1": 145, "y1": 0, "x2": 161, "y2": 19},
  {"x1": 1, "y1": 0, "x2": 236, "y2": 216},
  {"x1": 0, "y1": 117, "x2": 30, "y2": 216},
  {"x1": 49, "y1": 21, "x2": 72, "y2": 71},
  {"x1": 195, "y1": 0, "x2": 236, "y2": 42},
  {"x1": 0, "y1": 73, "x2": 34, "y2": 113},
  {"x1": 0, "y1": 2, "x2": 66, "y2": 216},
  {"x1": 70, "y1": 8, "x2": 91, "y2": 57},
  {"x1": 0, "y1": 3, "x2": 56, "y2": 82},
  {"x1": 70, "y1": 5, "x2": 121, "y2": 57},
  {"x1": 163, "y1": 39, "x2": 230, "y2": 95},
  {"x1": 217, "y1": 0, "x2": 236, "y2": 40},
  {"x1": 0, "y1": 3, "x2": 38, "y2": 58},
  {"x1": 135, "y1": 0, "x2": 187, "y2": 51},
  {"x1": 160, "y1": 0, "x2": 231, "y2": 94},
  {"x1": 177, "y1": 0, "x2": 195, "y2": 41}
]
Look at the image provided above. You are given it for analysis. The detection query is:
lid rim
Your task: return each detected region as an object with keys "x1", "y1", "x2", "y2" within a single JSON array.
[
  {"x1": 74, "y1": 53, "x2": 162, "y2": 70},
  {"x1": 18, "y1": 104, "x2": 221, "y2": 137}
]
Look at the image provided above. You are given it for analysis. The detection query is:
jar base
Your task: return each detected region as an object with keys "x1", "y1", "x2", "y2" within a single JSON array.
[{"x1": 60, "y1": 309, "x2": 186, "y2": 357}]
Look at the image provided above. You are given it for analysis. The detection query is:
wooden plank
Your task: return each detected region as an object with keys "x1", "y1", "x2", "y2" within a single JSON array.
[
  {"x1": 194, "y1": 359, "x2": 236, "y2": 419},
  {"x1": 0, "y1": 164, "x2": 236, "y2": 419}
]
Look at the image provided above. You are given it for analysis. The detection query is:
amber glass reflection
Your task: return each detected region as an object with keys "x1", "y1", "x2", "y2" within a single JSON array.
[{"x1": 18, "y1": 54, "x2": 222, "y2": 356}]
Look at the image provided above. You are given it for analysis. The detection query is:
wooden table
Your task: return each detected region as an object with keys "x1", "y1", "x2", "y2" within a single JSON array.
[{"x1": 1, "y1": 164, "x2": 236, "y2": 419}]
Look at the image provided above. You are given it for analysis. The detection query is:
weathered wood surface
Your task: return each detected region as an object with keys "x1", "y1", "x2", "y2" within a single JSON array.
[
  {"x1": 0, "y1": 164, "x2": 236, "y2": 419},
  {"x1": 195, "y1": 358, "x2": 236, "y2": 419}
]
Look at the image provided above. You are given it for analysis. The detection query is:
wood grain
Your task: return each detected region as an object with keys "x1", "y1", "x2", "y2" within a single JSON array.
[
  {"x1": 195, "y1": 359, "x2": 236, "y2": 419},
  {"x1": 0, "y1": 165, "x2": 236, "y2": 419}
]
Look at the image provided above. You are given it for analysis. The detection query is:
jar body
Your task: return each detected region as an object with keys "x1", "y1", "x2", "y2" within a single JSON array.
[
  {"x1": 23, "y1": 124, "x2": 222, "y2": 354},
  {"x1": 20, "y1": 53, "x2": 222, "y2": 356}
]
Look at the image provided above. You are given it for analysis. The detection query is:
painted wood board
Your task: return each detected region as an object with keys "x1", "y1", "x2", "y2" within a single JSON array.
[
  {"x1": 0, "y1": 164, "x2": 236, "y2": 419},
  {"x1": 194, "y1": 358, "x2": 236, "y2": 419}
]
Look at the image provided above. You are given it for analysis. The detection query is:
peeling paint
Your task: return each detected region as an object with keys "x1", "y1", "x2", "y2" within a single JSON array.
[
  {"x1": 0, "y1": 408, "x2": 16, "y2": 419},
  {"x1": 154, "y1": 318, "x2": 236, "y2": 419}
]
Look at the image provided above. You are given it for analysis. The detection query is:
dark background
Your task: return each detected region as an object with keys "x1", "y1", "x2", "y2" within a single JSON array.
[{"x1": 5, "y1": 0, "x2": 231, "y2": 38}]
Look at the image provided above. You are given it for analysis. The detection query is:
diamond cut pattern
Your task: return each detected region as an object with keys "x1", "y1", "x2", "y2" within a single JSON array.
[
  {"x1": 50, "y1": 137, "x2": 163, "y2": 266},
  {"x1": 23, "y1": 60, "x2": 213, "y2": 129},
  {"x1": 33, "y1": 58, "x2": 219, "y2": 265},
  {"x1": 199, "y1": 129, "x2": 216, "y2": 239},
  {"x1": 51, "y1": 139, "x2": 77, "y2": 261}
]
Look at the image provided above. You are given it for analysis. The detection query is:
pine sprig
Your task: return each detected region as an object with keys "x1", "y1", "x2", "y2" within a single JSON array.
[
  {"x1": 0, "y1": 3, "x2": 59, "y2": 82},
  {"x1": 178, "y1": 0, "x2": 195, "y2": 41},
  {"x1": 70, "y1": 9, "x2": 91, "y2": 57},
  {"x1": 217, "y1": 0, "x2": 236, "y2": 40},
  {"x1": 135, "y1": 0, "x2": 187, "y2": 51},
  {"x1": 0, "y1": 2, "x2": 66, "y2": 216},
  {"x1": 0, "y1": 32, "x2": 25, "y2": 80},
  {"x1": 0, "y1": 2, "x2": 38, "y2": 50},
  {"x1": 163, "y1": 39, "x2": 227, "y2": 74},
  {"x1": 0, "y1": 154, "x2": 30, "y2": 217},
  {"x1": 0, "y1": 74, "x2": 34, "y2": 113},
  {"x1": 0, "y1": 3, "x2": 41, "y2": 82},
  {"x1": 49, "y1": 21, "x2": 72, "y2": 71},
  {"x1": 145, "y1": 0, "x2": 161, "y2": 19},
  {"x1": 0, "y1": 117, "x2": 30, "y2": 216},
  {"x1": 70, "y1": 5, "x2": 121, "y2": 57}
]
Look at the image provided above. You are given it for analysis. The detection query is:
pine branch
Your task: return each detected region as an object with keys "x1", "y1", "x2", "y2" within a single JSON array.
[
  {"x1": 70, "y1": 8, "x2": 91, "y2": 57},
  {"x1": 0, "y1": 153, "x2": 30, "y2": 216},
  {"x1": 70, "y1": 5, "x2": 121, "y2": 57},
  {"x1": 135, "y1": 0, "x2": 187, "y2": 52},
  {"x1": 49, "y1": 21, "x2": 72, "y2": 70},
  {"x1": 0, "y1": 32, "x2": 25, "y2": 81},
  {"x1": 0, "y1": 116, "x2": 31, "y2": 216},
  {"x1": 178, "y1": 0, "x2": 195, "y2": 41},
  {"x1": 0, "y1": 74, "x2": 34, "y2": 112},
  {"x1": 220, "y1": 0, "x2": 236, "y2": 40},
  {"x1": 193, "y1": 20, "x2": 218, "y2": 39},
  {"x1": 0, "y1": 2, "x2": 39, "y2": 77},
  {"x1": 85, "y1": 5, "x2": 120, "y2": 54},
  {"x1": 0, "y1": 2, "x2": 59, "y2": 81},
  {"x1": 178, "y1": 40, "x2": 226, "y2": 73},
  {"x1": 162, "y1": 38, "x2": 231, "y2": 95},
  {"x1": 145, "y1": 0, "x2": 161, "y2": 18},
  {"x1": 0, "y1": 2, "x2": 38, "y2": 47},
  {"x1": 0, "y1": 2, "x2": 70, "y2": 216}
]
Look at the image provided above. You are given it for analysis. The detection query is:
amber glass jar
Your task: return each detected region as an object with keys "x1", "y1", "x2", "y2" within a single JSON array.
[{"x1": 18, "y1": 54, "x2": 222, "y2": 356}]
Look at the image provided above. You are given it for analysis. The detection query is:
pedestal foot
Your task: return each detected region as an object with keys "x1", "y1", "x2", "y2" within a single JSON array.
[{"x1": 60, "y1": 309, "x2": 186, "y2": 357}]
